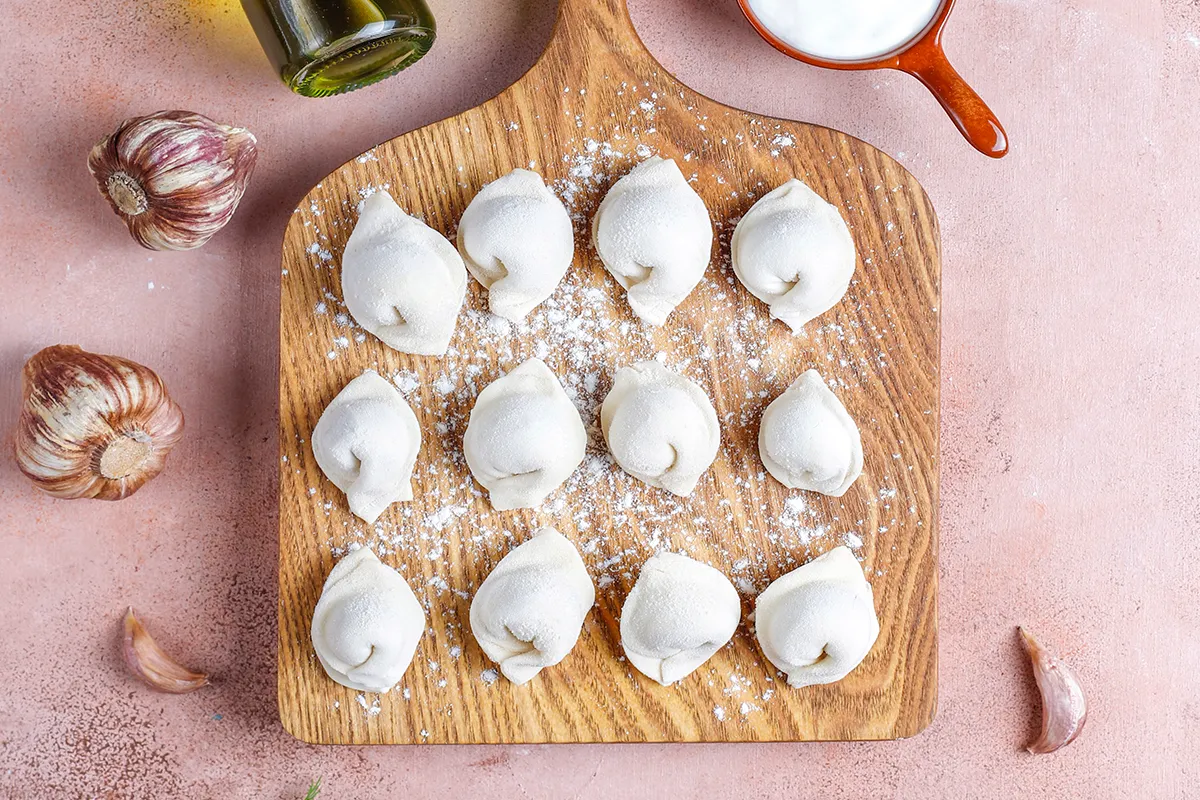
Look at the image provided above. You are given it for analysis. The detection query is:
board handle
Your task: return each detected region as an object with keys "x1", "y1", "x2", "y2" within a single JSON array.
[{"x1": 544, "y1": 0, "x2": 648, "y2": 65}]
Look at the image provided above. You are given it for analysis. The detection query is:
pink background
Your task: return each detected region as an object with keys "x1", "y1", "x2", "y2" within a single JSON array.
[{"x1": 1, "y1": 0, "x2": 1197, "y2": 796}]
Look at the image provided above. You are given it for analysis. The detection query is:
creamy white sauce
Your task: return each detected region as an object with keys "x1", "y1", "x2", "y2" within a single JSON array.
[{"x1": 747, "y1": 0, "x2": 942, "y2": 61}]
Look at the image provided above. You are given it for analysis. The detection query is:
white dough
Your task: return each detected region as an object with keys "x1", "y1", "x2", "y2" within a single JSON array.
[
  {"x1": 755, "y1": 546, "x2": 879, "y2": 688},
  {"x1": 457, "y1": 169, "x2": 574, "y2": 322},
  {"x1": 341, "y1": 190, "x2": 467, "y2": 355},
  {"x1": 463, "y1": 358, "x2": 587, "y2": 510},
  {"x1": 591, "y1": 157, "x2": 713, "y2": 326},
  {"x1": 601, "y1": 360, "x2": 719, "y2": 496},
  {"x1": 759, "y1": 369, "x2": 863, "y2": 497},
  {"x1": 312, "y1": 371, "x2": 421, "y2": 524},
  {"x1": 731, "y1": 179, "x2": 856, "y2": 333},
  {"x1": 620, "y1": 552, "x2": 741, "y2": 686},
  {"x1": 310, "y1": 547, "x2": 425, "y2": 693},
  {"x1": 469, "y1": 527, "x2": 595, "y2": 685}
]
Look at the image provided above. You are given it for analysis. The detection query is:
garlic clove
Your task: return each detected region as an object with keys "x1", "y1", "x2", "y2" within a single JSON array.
[
  {"x1": 1019, "y1": 626, "x2": 1087, "y2": 753},
  {"x1": 87, "y1": 110, "x2": 258, "y2": 251},
  {"x1": 14, "y1": 345, "x2": 184, "y2": 500},
  {"x1": 122, "y1": 608, "x2": 209, "y2": 693}
]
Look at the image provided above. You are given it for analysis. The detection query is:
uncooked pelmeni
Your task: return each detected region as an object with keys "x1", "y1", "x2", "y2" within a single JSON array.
[
  {"x1": 731, "y1": 178, "x2": 855, "y2": 333},
  {"x1": 600, "y1": 360, "x2": 719, "y2": 496},
  {"x1": 312, "y1": 371, "x2": 421, "y2": 524},
  {"x1": 341, "y1": 190, "x2": 467, "y2": 355},
  {"x1": 463, "y1": 358, "x2": 586, "y2": 510},
  {"x1": 755, "y1": 545, "x2": 879, "y2": 688},
  {"x1": 311, "y1": 547, "x2": 425, "y2": 693},
  {"x1": 758, "y1": 369, "x2": 862, "y2": 497},
  {"x1": 469, "y1": 527, "x2": 595, "y2": 685},
  {"x1": 456, "y1": 169, "x2": 574, "y2": 322},
  {"x1": 592, "y1": 157, "x2": 713, "y2": 326},
  {"x1": 620, "y1": 552, "x2": 741, "y2": 685}
]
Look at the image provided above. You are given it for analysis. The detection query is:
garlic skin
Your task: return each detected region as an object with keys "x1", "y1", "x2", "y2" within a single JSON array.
[
  {"x1": 15, "y1": 345, "x2": 185, "y2": 500},
  {"x1": 87, "y1": 110, "x2": 258, "y2": 251},
  {"x1": 122, "y1": 608, "x2": 209, "y2": 693},
  {"x1": 1019, "y1": 627, "x2": 1087, "y2": 753}
]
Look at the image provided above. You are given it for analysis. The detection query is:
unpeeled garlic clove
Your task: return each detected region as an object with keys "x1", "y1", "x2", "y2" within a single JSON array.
[
  {"x1": 14, "y1": 345, "x2": 184, "y2": 500},
  {"x1": 122, "y1": 608, "x2": 209, "y2": 693},
  {"x1": 87, "y1": 110, "x2": 258, "y2": 250},
  {"x1": 1019, "y1": 626, "x2": 1087, "y2": 753}
]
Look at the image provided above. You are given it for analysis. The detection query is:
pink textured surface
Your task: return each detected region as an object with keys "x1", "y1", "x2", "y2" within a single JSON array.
[{"x1": 0, "y1": 0, "x2": 1196, "y2": 796}]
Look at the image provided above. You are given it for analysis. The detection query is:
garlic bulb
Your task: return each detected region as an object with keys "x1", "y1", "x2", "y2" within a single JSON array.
[
  {"x1": 87, "y1": 110, "x2": 258, "y2": 250},
  {"x1": 122, "y1": 608, "x2": 209, "y2": 693},
  {"x1": 15, "y1": 345, "x2": 185, "y2": 500}
]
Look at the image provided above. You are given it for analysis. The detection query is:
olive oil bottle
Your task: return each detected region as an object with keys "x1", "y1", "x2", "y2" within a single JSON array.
[{"x1": 242, "y1": 0, "x2": 436, "y2": 97}]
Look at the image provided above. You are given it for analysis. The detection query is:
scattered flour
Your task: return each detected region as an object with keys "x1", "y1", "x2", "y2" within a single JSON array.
[{"x1": 355, "y1": 694, "x2": 382, "y2": 717}]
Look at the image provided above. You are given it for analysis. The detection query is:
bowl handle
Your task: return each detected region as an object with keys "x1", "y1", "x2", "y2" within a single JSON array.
[{"x1": 899, "y1": 44, "x2": 1008, "y2": 158}]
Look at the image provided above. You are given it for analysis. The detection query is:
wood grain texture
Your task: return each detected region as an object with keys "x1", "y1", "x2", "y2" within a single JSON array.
[{"x1": 278, "y1": 0, "x2": 939, "y2": 744}]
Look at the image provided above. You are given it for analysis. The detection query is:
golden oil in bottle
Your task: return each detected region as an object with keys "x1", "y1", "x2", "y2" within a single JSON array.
[{"x1": 242, "y1": 0, "x2": 435, "y2": 97}]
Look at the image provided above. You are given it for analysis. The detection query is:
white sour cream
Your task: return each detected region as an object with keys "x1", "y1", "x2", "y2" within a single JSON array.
[{"x1": 746, "y1": 0, "x2": 942, "y2": 61}]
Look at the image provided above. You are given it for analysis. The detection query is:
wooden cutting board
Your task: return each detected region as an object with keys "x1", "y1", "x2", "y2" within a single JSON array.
[{"x1": 277, "y1": 0, "x2": 939, "y2": 744}]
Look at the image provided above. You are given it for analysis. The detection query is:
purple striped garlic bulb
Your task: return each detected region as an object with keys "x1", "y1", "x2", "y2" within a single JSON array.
[
  {"x1": 87, "y1": 110, "x2": 258, "y2": 251},
  {"x1": 15, "y1": 345, "x2": 185, "y2": 501}
]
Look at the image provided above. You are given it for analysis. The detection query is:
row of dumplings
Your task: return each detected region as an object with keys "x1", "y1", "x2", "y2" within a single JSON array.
[
  {"x1": 311, "y1": 357, "x2": 864, "y2": 526},
  {"x1": 311, "y1": 529, "x2": 879, "y2": 694},
  {"x1": 340, "y1": 155, "x2": 857, "y2": 356}
]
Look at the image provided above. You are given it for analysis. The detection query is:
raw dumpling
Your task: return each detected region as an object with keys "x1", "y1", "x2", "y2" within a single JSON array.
[
  {"x1": 457, "y1": 168, "x2": 574, "y2": 322},
  {"x1": 312, "y1": 371, "x2": 421, "y2": 524},
  {"x1": 759, "y1": 369, "x2": 862, "y2": 497},
  {"x1": 469, "y1": 527, "x2": 595, "y2": 685},
  {"x1": 600, "y1": 360, "x2": 719, "y2": 496},
  {"x1": 463, "y1": 358, "x2": 586, "y2": 510},
  {"x1": 620, "y1": 552, "x2": 741, "y2": 685},
  {"x1": 311, "y1": 547, "x2": 425, "y2": 693},
  {"x1": 755, "y1": 545, "x2": 879, "y2": 688},
  {"x1": 592, "y1": 157, "x2": 713, "y2": 326},
  {"x1": 341, "y1": 190, "x2": 467, "y2": 356},
  {"x1": 731, "y1": 179, "x2": 855, "y2": 333}
]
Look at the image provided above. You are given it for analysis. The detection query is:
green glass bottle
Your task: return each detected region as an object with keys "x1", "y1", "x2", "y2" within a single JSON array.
[{"x1": 242, "y1": 0, "x2": 436, "y2": 97}]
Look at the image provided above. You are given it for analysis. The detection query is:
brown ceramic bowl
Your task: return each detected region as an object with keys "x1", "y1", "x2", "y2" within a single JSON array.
[{"x1": 737, "y1": 0, "x2": 1008, "y2": 158}]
